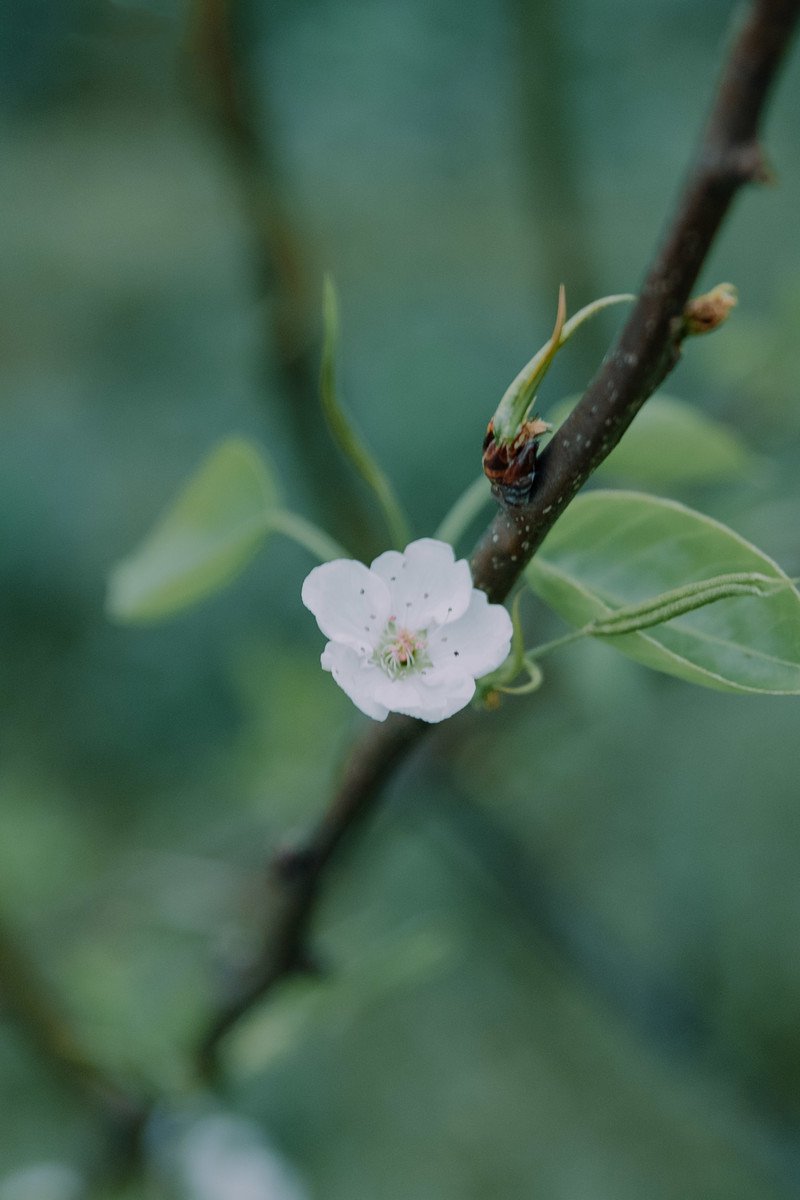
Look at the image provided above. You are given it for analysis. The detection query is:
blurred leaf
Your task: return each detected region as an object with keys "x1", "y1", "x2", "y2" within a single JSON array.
[
  {"x1": 434, "y1": 474, "x2": 492, "y2": 550},
  {"x1": 545, "y1": 393, "x2": 757, "y2": 485},
  {"x1": 527, "y1": 490, "x2": 800, "y2": 693},
  {"x1": 321, "y1": 278, "x2": 411, "y2": 549},
  {"x1": 107, "y1": 438, "x2": 278, "y2": 622}
]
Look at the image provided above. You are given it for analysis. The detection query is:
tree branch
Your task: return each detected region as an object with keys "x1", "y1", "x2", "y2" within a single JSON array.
[
  {"x1": 198, "y1": 713, "x2": 429, "y2": 1075},
  {"x1": 0, "y1": 916, "x2": 147, "y2": 1177},
  {"x1": 472, "y1": 0, "x2": 800, "y2": 598},
  {"x1": 198, "y1": 0, "x2": 800, "y2": 1076},
  {"x1": 186, "y1": 0, "x2": 312, "y2": 384}
]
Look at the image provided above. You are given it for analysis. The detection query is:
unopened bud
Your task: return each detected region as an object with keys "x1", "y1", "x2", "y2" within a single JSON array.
[
  {"x1": 683, "y1": 283, "x2": 738, "y2": 335},
  {"x1": 483, "y1": 417, "x2": 551, "y2": 505}
]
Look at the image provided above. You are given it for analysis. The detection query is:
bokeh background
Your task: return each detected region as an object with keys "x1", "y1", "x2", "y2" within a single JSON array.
[{"x1": 3, "y1": 0, "x2": 800, "y2": 1196}]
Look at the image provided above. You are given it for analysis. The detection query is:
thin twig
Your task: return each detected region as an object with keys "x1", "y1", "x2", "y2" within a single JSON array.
[
  {"x1": 0, "y1": 917, "x2": 148, "y2": 1176},
  {"x1": 186, "y1": 0, "x2": 310, "y2": 372},
  {"x1": 197, "y1": 0, "x2": 800, "y2": 1075}
]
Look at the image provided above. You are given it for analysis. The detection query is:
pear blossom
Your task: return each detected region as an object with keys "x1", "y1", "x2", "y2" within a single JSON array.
[{"x1": 302, "y1": 538, "x2": 513, "y2": 723}]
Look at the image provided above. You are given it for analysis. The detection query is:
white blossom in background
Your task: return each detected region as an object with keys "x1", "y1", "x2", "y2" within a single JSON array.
[
  {"x1": 0, "y1": 1164, "x2": 83, "y2": 1200},
  {"x1": 177, "y1": 1115, "x2": 310, "y2": 1200},
  {"x1": 302, "y1": 538, "x2": 513, "y2": 723}
]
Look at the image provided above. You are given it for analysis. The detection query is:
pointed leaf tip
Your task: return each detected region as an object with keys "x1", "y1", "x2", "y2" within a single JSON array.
[{"x1": 492, "y1": 291, "x2": 634, "y2": 444}]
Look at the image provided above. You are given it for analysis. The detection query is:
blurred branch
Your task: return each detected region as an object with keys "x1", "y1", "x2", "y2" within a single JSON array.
[
  {"x1": 197, "y1": 0, "x2": 800, "y2": 1076},
  {"x1": 186, "y1": 0, "x2": 384, "y2": 557},
  {"x1": 187, "y1": 0, "x2": 309, "y2": 376},
  {"x1": 507, "y1": 0, "x2": 606, "y2": 369},
  {"x1": 0, "y1": 916, "x2": 147, "y2": 1175},
  {"x1": 198, "y1": 713, "x2": 430, "y2": 1076}
]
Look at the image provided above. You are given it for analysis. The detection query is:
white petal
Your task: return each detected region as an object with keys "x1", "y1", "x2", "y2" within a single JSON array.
[
  {"x1": 321, "y1": 642, "x2": 389, "y2": 721},
  {"x1": 370, "y1": 538, "x2": 472, "y2": 628},
  {"x1": 302, "y1": 560, "x2": 391, "y2": 654},
  {"x1": 370, "y1": 670, "x2": 476, "y2": 723},
  {"x1": 428, "y1": 590, "x2": 513, "y2": 678}
]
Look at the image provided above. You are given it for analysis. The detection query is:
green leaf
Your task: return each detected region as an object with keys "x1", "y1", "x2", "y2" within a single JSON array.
[
  {"x1": 545, "y1": 393, "x2": 756, "y2": 486},
  {"x1": 491, "y1": 291, "x2": 634, "y2": 443},
  {"x1": 526, "y1": 490, "x2": 800, "y2": 694},
  {"x1": 107, "y1": 438, "x2": 279, "y2": 622}
]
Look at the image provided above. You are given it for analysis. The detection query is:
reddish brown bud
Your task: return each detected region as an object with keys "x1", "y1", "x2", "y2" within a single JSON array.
[{"x1": 482, "y1": 418, "x2": 550, "y2": 506}]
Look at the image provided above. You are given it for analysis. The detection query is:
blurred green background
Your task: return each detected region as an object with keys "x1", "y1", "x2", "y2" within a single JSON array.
[{"x1": 3, "y1": 0, "x2": 800, "y2": 1196}]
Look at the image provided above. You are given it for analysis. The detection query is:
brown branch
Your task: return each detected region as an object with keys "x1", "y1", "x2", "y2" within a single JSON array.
[
  {"x1": 472, "y1": 0, "x2": 800, "y2": 598},
  {"x1": 198, "y1": 713, "x2": 430, "y2": 1075},
  {"x1": 197, "y1": 0, "x2": 800, "y2": 1077}
]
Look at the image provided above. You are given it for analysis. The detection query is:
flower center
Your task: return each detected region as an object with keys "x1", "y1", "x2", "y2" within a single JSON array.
[{"x1": 374, "y1": 620, "x2": 430, "y2": 680}]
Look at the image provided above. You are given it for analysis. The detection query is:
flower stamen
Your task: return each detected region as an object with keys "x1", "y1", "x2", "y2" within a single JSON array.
[{"x1": 375, "y1": 620, "x2": 430, "y2": 680}]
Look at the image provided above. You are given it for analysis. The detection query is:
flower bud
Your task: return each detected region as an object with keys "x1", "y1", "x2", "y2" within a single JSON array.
[
  {"x1": 482, "y1": 418, "x2": 551, "y2": 506},
  {"x1": 683, "y1": 283, "x2": 738, "y2": 335}
]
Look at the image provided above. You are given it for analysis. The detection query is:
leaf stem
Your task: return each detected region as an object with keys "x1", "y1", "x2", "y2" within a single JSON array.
[
  {"x1": 267, "y1": 510, "x2": 350, "y2": 562},
  {"x1": 321, "y1": 279, "x2": 412, "y2": 550},
  {"x1": 527, "y1": 628, "x2": 588, "y2": 659}
]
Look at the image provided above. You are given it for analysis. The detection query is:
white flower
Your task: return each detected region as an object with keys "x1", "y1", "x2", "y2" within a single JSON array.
[{"x1": 302, "y1": 538, "x2": 513, "y2": 723}]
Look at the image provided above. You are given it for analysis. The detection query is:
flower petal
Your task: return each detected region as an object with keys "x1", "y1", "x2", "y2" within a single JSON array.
[
  {"x1": 320, "y1": 642, "x2": 390, "y2": 720},
  {"x1": 370, "y1": 538, "x2": 472, "y2": 628},
  {"x1": 371, "y1": 670, "x2": 476, "y2": 723},
  {"x1": 302, "y1": 559, "x2": 391, "y2": 653},
  {"x1": 428, "y1": 590, "x2": 513, "y2": 678}
]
